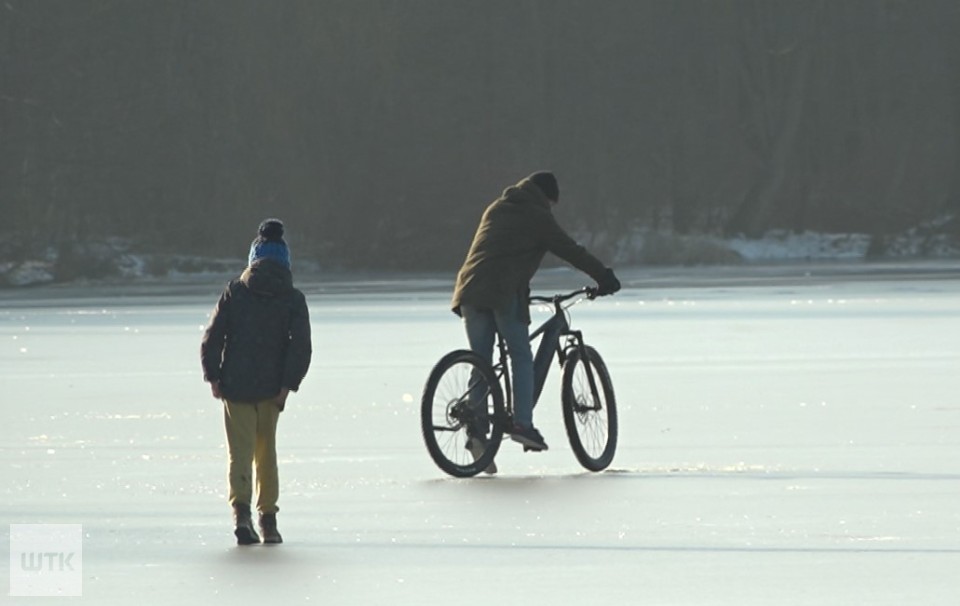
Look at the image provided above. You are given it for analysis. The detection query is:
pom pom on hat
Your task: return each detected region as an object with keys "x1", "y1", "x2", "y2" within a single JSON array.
[{"x1": 258, "y1": 218, "x2": 285, "y2": 241}]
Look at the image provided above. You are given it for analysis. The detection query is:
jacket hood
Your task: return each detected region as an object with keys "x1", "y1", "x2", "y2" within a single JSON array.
[
  {"x1": 500, "y1": 178, "x2": 552, "y2": 210},
  {"x1": 240, "y1": 259, "x2": 294, "y2": 296}
]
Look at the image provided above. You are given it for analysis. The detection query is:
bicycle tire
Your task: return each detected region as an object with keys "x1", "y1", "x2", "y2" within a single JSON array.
[
  {"x1": 561, "y1": 345, "x2": 618, "y2": 471},
  {"x1": 420, "y1": 350, "x2": 505, "y2": 477}
]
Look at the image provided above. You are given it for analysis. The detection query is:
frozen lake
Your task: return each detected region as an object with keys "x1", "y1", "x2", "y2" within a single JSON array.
[{"x1": 3, "y1": 266, "x2": 960, "y2": 604}]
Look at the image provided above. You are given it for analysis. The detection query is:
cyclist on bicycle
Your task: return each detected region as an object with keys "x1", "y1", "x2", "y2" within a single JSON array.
[{"x1": 451, "y1": 171, "x2": 621, "y2": 456}]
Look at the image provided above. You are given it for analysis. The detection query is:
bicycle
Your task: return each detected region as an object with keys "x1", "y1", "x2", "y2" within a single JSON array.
[{"x1": 420, "y1": 287, "x2": 618, "y2": 477}]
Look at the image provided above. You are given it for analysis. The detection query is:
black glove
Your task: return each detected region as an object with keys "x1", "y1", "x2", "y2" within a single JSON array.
[{"x1": 596, "y1": 268, "x2": 621, "y2": 296}]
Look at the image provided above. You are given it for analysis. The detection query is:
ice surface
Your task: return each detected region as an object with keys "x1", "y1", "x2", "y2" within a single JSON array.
[{"x1": 2, "y1": 267, "x2": 959, "y2": 604}]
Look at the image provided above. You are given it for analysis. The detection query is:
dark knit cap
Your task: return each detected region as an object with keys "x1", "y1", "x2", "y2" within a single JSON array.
[
  {"x1": 528, "y1": 171, "x2": 559, "y2": 202},
  {"x1": 248, "y1": 218, "x2": 291, "y2": 268}
]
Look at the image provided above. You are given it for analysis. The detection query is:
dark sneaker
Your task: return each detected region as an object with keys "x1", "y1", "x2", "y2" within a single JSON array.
[
  {"x1": 259, "y1": 513, "x2": 283, "y2": 545},
  {"x1": 233, "y1": 503, "x2": 261, "y2": 545},
  {"x1": 466, "y1": 437, "x2": 498, "y2": 475},
  {"x1": 510, "y1": 425, "x2": 548, "y2": 451}
]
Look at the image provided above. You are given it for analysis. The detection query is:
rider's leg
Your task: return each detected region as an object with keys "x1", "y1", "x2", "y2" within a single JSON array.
[
  {"x1": 460, "y1": 304, "x2": 496, "y2": 436},
  {"x1": 461, "y1": 304, "x2": 496, "y2": 364},
  {"x1": 493, "y1": 295, "x2": 535, "y2": 430}
]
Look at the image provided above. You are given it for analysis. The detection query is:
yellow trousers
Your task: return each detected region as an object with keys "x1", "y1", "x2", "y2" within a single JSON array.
[{"x1": 223, "y1": 399, "x2": 281, "y2": 514}]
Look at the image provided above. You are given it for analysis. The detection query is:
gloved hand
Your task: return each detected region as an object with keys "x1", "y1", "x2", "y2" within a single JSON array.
[{"x1": 596, "y1": 268, "x2": 621, "y2": 296}]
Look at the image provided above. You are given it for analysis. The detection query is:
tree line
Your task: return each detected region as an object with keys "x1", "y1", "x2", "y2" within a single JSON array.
[{"x1": 2, "y1": 0, "x2": 958, "y2": 272}]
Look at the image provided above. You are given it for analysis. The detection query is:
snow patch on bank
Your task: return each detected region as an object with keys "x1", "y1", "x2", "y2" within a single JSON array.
[{"x1": 728, "y1": 230, "x2": 872, "y2": 261}]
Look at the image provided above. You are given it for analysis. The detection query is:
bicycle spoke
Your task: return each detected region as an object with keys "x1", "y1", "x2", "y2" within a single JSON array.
[{"x1": 572, "y1": 373, "x2": 608, "y2": 457}]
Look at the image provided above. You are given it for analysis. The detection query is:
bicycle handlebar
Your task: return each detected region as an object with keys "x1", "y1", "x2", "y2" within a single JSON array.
[{"x1": 528, "y1": 286, "x2": 601, "y2": 305}]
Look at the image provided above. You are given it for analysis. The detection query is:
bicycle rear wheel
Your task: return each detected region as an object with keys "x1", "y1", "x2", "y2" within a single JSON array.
[
  {"x1": 421, "y1": 350, "x2": 505, "y2": 477},
  {"x1": 561, "y1": 345, "x2": 618, "y2": 471}
]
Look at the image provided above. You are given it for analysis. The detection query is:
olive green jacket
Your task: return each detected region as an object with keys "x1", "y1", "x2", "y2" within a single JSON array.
[{"x1": 451, "y1": 176, "x2": 608, "y2": 323}]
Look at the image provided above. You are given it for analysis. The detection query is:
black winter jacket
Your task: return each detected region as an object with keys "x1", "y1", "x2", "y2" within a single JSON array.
[{"x1": 201, "y1": 260, "x2": 312, "y2": 402}]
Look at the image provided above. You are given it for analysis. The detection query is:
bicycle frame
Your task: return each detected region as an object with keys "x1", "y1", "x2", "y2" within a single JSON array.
[{"x1": 492, "y1": 288, "x2": 605, "y2": 420}]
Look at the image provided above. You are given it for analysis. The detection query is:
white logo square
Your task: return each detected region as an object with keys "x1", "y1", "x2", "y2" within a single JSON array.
[{"x1": 9, "y1": 524, "x2": 83, "y2": 597}]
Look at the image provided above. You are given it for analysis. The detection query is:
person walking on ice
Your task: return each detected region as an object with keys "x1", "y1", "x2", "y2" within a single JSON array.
[{"x1": 201, "y1": 218, "x2": 312, "y2": 545}]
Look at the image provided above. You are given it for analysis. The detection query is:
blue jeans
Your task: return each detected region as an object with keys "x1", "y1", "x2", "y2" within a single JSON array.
[{"x1": 461, "y1": 294, "x2": 535, "y2": 429}]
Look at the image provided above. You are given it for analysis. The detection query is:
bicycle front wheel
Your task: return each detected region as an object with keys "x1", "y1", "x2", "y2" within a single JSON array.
[
  {"x1": 561, "y1": 345, "x2": 618, "y2": 471},
  {"x1": 421, "y1": 350, "x2": 505, "y2": 477}
]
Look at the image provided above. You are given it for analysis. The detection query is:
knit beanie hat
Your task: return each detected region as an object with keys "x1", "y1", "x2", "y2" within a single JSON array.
[
  {"x1": 528, "y1": 171, "x2": 559, "y2": 202},
  {"x1": 248, "y1": 218, "x2": 291, "y2": 268}
]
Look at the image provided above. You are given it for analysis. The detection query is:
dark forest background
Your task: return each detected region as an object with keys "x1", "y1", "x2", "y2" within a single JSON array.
[{"x1": 2, "y1": 0, "x2": 959, "y2": 276}]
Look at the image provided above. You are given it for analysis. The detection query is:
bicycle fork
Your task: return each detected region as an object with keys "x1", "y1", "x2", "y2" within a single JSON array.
[{"x1": 561, "y1": 330, "x2": 605, "y2": 412}]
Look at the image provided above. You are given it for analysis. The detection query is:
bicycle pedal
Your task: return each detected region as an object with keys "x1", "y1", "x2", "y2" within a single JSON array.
[{"x1": 523, "y1": 446, "x2": 544, "y2": 453}]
